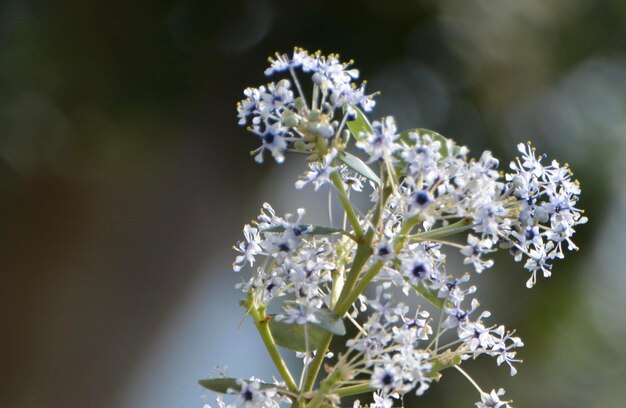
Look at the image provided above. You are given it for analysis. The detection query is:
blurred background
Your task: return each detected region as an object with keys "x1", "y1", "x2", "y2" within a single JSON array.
[{"x1": 1, "y1": 0, "x2": 624, "y2": 407}]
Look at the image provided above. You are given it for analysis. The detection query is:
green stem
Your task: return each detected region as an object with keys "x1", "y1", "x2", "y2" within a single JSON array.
[
  {"x1": 303, "y1": 216, "x2": 472, "y2": 402},
  {"x1": 335, "y1": 383, "x2": 375, "y2": 397},
  {"x1": 335, "y1": 259, "x2": 383, "y2": 315},
  {"x1": 338, "y1": 187, "x2": 391, "y2": 314},
  {"x1": 340, "y1": 230, "x2": 359, "y2": 243},
  {"x1": 302, "y1": 187, "x2": 390, "y2": 393},
  {"x1": 249, "y1": 305, "x2": 299, "y2": 394},
  {"x1": 300, "y1": 171, "x2": 364, "y2": 393},
  {"x1": 301, "y1": 242, "x2": 371, "y2": 393},
  {"x1": 336, "y1": 218, "x2": 472, "y2": 347},
  {"x1": 305, "y1": 363, "x2": 345, "y2": 408},
  {"x1": 334, "y1": 242, "x2": 373, "y2": 314},
  {"x1": 412, "y1": 218, "x2": 472, "y2": 240},
  {"x1": 330, "y1": 171, "x2": 364, "y2": 239},
  {"x1": 301, "y1": 333, "x2": 332, "y2": 393},
  {"x1": 394, "y1": 213, "x2": 423, "y2": 248}
]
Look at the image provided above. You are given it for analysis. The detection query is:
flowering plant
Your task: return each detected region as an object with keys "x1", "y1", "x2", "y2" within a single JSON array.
[{"x1": 200, "y1": 48, "x2": 587, "y2": 407}]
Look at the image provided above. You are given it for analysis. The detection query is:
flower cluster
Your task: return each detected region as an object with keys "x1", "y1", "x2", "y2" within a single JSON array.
[
  {"x1": 201, "y1": 48, "x2": 586, "y2": 408},
  {"x1": 336, "y1": 240, "x2": 522, "y2": 406},
  {"x1": 233, "y1": 204, "x2": 336, "y2": 323},
  {"x1": 355, "y1": 129, "x2": 587, "y2": 288},
  {"x1": 237, "y1": 49, "x2": 376, "y2": 163},
  {"x1": 503, "y1": 143, "x2": 588, "y2": 287}
]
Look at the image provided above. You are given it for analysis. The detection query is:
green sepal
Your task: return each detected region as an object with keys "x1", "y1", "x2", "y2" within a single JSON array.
[
  {"x1": 339, "y1": 151, "x2": 381, "y2": 185},
  {"x1": 198, "y1": 378, "x2": 276, "y2": 394}
]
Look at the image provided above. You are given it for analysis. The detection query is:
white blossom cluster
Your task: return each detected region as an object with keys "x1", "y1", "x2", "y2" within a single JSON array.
[
  {"x1": 202, "y1": 49, "x2": 586, "y2": 408},
  {"x1": 356, "y1": 127, "x2": 588, "y2": 288},
  {"x1": 233, "y1": 203, "x2": 337, "y2": 324},
  {"x1": 338, "y1": 244, "x2": 523, "y2": 407},
  {"x1": 504, "y1": 143, "x2": 588, "y2": 287},
  {"x1": 237, "y1": 48, "x2": 376, "y2": 163}
]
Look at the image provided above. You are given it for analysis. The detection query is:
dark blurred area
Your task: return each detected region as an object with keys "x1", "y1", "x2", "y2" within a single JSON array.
[{"x1": 1, "y1": 1, "x2": 624, "y2": 407}]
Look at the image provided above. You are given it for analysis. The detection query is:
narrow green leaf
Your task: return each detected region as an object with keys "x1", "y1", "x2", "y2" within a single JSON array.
[
  {"x1": 339, "y1": 151, "x2": 381, "y2": 185},
  {"x1": 269, "y1": 318, "x2": 328, "y2": 352},
  {"x1": 344, "y1": 105, "x2": 374, "y2": 142},
  {"x1": 198, "y1": 378, "x2": 276, "y2": 394},
  {"x1": 414, "y1": 284, "x2": 445, "y2": 309},
  {"x1": 398, "y1": 128, "x2": 461, "y2": 158},
  {"x1": 263, "y1": 224, "x2": 345, "y2": 235},
  {"x1": 311, "y1": 307, "x2": 346, "y2": 336}
]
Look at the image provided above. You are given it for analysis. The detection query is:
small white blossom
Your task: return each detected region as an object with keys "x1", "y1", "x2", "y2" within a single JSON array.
[
  {"x1": 371, "y1": 364, "x2": 402, "y2": 392},
  {"x1": 475, "y1": 388, "x2": 512, "y2": 408},
  {"x1": 461, "y1": 235, "x2": 495, "y2": 273},
  {"x1": 295, "y1": 149, "x2": 339, "y2": 190},
  {"x1": 233, "y1": 225, "x2": 263, "y2": 272},
  {"x1": 356, "y1": 116, "x2": 400, "y2": 162}
]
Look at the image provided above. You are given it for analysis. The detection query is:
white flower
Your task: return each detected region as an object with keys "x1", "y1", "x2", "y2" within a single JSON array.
[
  {"x1": 371, "y1": 364, "x2": 402, "y2": 392},
  {"x1": 461, "y1": 235, "x2": 495, "y2": 273},
  {"x1": 252, "y1": 123, "x2": 289, "y2": 164},
  {"x1": 399, "y1": 248, "x2": 435, "y2": 285},
  {"x1": 235, "y1": 378, "x2": 279, "y2": 407},
  {"x1": 371, "y1": 391, "x2": 394, "y2": 408},
  {"x1": 295, "y1": 149, "x2": 339, "y2": 190},
  {"x1": 523, "y1": 243, "x2": 554, "y2": 288},
  {"x1": 233, "y1": 225, "x2": 263, "y2": 272},
  {"x1": 277, "y1": 302, "x2": 320, "y2": 325},
  {"x1": 356, "y1": 116, "x2": 399, "y2": 162},
  {"x1": 475, "y1": 388, "x2": 512, "y2": 408},
  {"x1": 374, "y1": 240, "x2": 394, "y2": 261},
  {"x1": 400, "y1": 132, "x2": 442, "y2": 176}
]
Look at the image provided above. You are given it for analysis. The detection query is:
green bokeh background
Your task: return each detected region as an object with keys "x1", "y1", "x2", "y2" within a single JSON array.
[{"x1": 1, "y1": 1, "x2": 623, "y2": 407}]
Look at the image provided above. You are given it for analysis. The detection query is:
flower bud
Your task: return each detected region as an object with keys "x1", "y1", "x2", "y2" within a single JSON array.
[{"x1": 317, "y1": 124, "x2": 334, "y2": 138}]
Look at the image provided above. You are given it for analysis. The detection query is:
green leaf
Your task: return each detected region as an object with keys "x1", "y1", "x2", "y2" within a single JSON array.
[
  {"x1": 269, "y1": 308, "x2": 346, "y2": 352},
  {"x1": 339, "y1": 151, "x2": 381, "y2": 185},
  {"x1": 198, "y1": 378, "x2": 276, "y2": 394},
  {"x1": 414, "y1": 284, "x2": 445, "y2": 309},
  {"x1": 344, "y1": 106, "x2": 374, "y2": 142},
  {"x1": 312, "y1": 307, "x2": 346, "y2": 336},
  {"x1": 398, "y1": 128, "x2": 461, "y2": 158},
  {"x1": 269, "y1": 318, "x2": 328, "y2": 352},
  {"x1": 263, "y1": 224, "x2": 345, "y2": 235}
]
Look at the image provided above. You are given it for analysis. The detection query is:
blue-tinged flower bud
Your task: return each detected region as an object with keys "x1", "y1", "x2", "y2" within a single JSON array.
[
  {"x1": 317, "y1": 124, "x2": 334, "y2": 139},
  {"x1": 345, "y1": 107, "x2": 357, "y2": 121},
  {"x1": 312, "y1": 72, "x2": 324, "y2": 85},
  {"x1": 321, "y1": 102, "x2": 332, "y2": 115}
]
